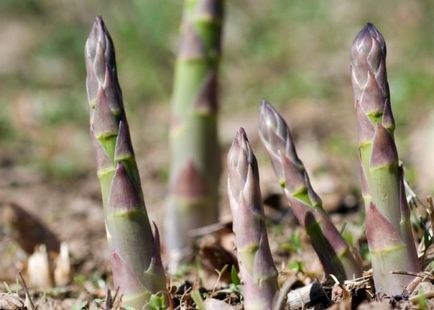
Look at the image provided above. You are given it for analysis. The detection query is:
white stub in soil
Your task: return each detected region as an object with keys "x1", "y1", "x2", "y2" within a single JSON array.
[{"x1": 27, "y1": 244, "x2": 53, "y2": 288}]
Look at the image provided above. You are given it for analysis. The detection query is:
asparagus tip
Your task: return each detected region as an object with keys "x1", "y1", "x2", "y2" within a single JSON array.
[
  {"x1": 86, "y1": 16, "x2": 107, "y2": 54},
  {"x1": 228, "y1": 127, "x2": 258, "y2": 197},
  {"x1": 231, "y1": 127, "x2": 249, "y2": 153},
  {"x1": 352, "y1": 22, "x2": 386, "y2": 57},
  {"x1": 259, "y1": 99, "x2": 277, "y2": 130}
]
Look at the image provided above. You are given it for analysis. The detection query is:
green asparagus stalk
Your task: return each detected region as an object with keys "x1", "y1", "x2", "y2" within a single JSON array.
[
  {"x1": 351, "y1": 23, "x2": 419, "y2": 295},
  {"x1": 166, "y1": 0, "x2": 224, "y2": 269},
  {"x1": 85, "y1": 17, "x2": 167, "y2": 308},
  {"x1": 259, "y1": 100, "x2": 362, "y2": 281},
  {"x1": 227, "y1": 128, "x2": 279, "y2": 310}
]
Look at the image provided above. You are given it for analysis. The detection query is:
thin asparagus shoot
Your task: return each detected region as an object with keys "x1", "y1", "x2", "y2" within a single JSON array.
[
  {"x1": 228, "y1": 128, "x2": 279, "y2": 310},
  {"x1": 259, "y1": 100, "x2": 362, "y2": 281}
]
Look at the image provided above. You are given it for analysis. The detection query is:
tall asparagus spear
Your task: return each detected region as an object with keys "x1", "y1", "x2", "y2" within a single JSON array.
[
  {"x1": 351, "y1": 23, "x2": 419, "y2": 295},
  {"x1": 228, "y1": 128, "x2": 279, "y2": 310},
  {"x1": 259, "y1": 100, "x2": 362, "y2": 281},
  {"x1": 85, "y1": 17, "x2": 167, "y2": 308},
  {"x1": 165, "y1": 0, "x2": 224, "y2": 269}
]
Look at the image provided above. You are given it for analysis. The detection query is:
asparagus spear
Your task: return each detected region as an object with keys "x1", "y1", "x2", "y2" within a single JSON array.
[
  {"x1": 227, "y1": 128, "x2": 279, "y2": 310},
  {"x1": 351, "y1": 23, "x2": 419, "y2": 295},
  {"x1": 85, "y1": 17, "x2": 166, "y2": 308},
  {"x1": 165, "y1": 0, "x2": 224, "y2": 269},
  {"x1": 259, "y1": 100, "x2": 362, "y2": 281}
]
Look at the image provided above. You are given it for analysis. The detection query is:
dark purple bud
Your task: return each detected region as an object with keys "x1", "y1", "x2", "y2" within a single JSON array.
[
  {"x1": 114, "y1": 121, "x2": 134, "y2": 161},
  {"x1": 370, "y1": 124, "x2": 398, "y2": 168},
  {"x1": 366, "y1": 203, "x2": 403, "y2": 251},
  {"x1": 93, "y1": 88, "x2": 118, "y2": 139},
  {"x1": 253, "y1": 235, "x2": 278, "y2": 277},
  {"x1": 355, "y1": 100, "x2": 375, "y2": 143},
  {"x1": 146, "y1": 222, "x2": 165, "y2": 277},
  {"x1": 359, "y1": 71, "x2": 385, "y2": 117},
  {"x1": 111, "y1": 251, "x2": 145, "y2": 294},
  {"x1": 194, "y1": 72, "x2": 218, "y2": 113},
  {"x1": 252, "y1": 236, "x2": 278, "y2": 299},
  {"x1": 171, "y1": 161, "x2": 208, "y2": 198},
  {"x1": 108, "y1": 163, "x2": 142, "y2": 212},
  {"x1": 316, "y1": 211, "x2": 348, "y2": 254},
  {"x1": 103, "y1": 65, "x2": 122, "y2": 115}
]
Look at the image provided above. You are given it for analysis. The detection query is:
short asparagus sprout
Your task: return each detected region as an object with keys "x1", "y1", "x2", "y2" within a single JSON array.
[
  {"x1": 227, "y1": 128, "x2": 279, "y2": 310},
  {"x1": 259, "y1": 100, "x2": 362, "y2": 281},
  {"x1": 85, "y1": 16, "x2": 167, "y2": 308},
  {"x1": 351, "y1": 23, "x2": 419, "y2": 295}
]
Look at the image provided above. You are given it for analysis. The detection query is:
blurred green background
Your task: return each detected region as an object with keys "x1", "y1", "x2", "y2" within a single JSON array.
[{"x1": 0, "y1": 0, "x2": 433, "y2": 193}]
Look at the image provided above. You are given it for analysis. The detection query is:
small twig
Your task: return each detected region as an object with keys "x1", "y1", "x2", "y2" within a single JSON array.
[
  {"x1": 18, "y1": 272, "x2": 36, "y2": 310},
  {"x1": 392, "y1": 271, "x2": 434, "y2": 281},
  {"x1": 211, "y1": 264, "x2": 228, "y2": 296},
  {"x1": 189, "y1": 220, "x2": 232, "y2": 238},
  {"x1": 179, "y1": 286, "x2": 192, "y2": 308},
  {"x1": 111, "y1": 287, "x2": 122, "y2": 309},
  {"x1": 342, "y1": 270, "x2": 374, "y2": 298},
  {"x1": 104, "y1": 289, "x2": 112, "y2": 309},
  {"x1": 112, "y1": 286, "x2": 120, "y2": 301}
]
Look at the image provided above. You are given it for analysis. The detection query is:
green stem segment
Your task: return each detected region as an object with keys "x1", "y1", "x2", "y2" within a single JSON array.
[
  {"x1": 166, "y1": 0, "x2": 224, "y2": 269},
  {"x1": 227, "y1": 128, "x2": 279, "y2": 310},
  {"x1": 85, "y1": 17, "x2": 166, "y2": 308},
  {"x1": 259, "y1": 101, "x2": 362, "y2": 281},
  {"x1": 351, "y1": 23, "x2": 419, "y2": 295}
]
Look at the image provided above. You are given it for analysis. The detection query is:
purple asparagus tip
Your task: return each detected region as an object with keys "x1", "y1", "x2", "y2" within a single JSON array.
[
  {"x1": 351, "y1": 23, "x2": 389, "y2": 105},
  {"x1": 259, "y1": 100, "x2": 302, "y2": 181},
  {"x1": 227, "y1": 127, "x2": 278, "y2": 308},
  {"x1": 351, "y1": 23, "x2": 386, "y2": 60}
]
